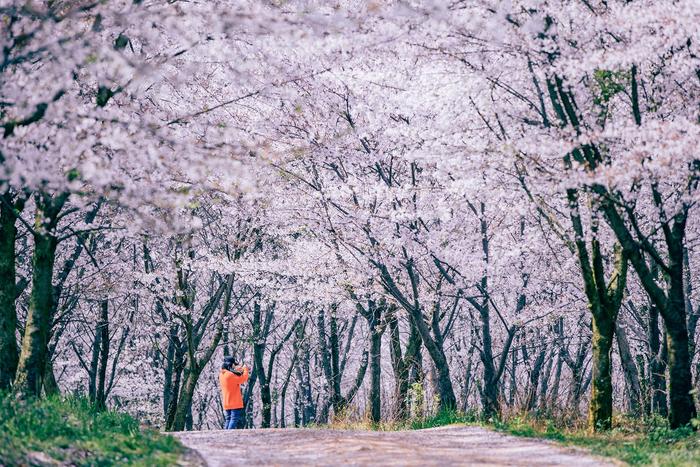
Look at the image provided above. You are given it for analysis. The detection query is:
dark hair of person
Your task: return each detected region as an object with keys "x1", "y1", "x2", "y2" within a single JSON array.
[{"x1": 221, "y1": 356, "x2": 237, "y2": 371}]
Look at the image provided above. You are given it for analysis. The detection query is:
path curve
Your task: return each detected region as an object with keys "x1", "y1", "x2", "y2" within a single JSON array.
[{"x1": 174, "y1": 426, "x2": 617, "y2": 466}]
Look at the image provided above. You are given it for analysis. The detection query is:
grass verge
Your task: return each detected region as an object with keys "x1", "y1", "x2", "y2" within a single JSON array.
[
  {"x1": 491, "y1": 414, "x2": 700, "y2": 466},
  {"x1": 0, "y1": 393, "x2": 183, "y2": 466}
]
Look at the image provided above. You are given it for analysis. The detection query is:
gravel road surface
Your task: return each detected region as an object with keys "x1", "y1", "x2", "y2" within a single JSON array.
[{"x1": 174, "y1": 425, "x2": 617, "y2": 466}]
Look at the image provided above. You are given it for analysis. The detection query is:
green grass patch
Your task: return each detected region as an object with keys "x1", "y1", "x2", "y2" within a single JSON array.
[
  {"x1": 408, "y1": 409, "x2": 479, "y2": 430},
  {"x1": 0, "y1": 393, "x2": 183, "y2": 466},
  {"x1": 492, "y1": 414, "x2": 700, "y2": 466}
]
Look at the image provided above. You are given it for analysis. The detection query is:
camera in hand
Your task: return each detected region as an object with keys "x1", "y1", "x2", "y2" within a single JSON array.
[{"x1": 222, "y1": 356, "x2": 244, "y2": 375}]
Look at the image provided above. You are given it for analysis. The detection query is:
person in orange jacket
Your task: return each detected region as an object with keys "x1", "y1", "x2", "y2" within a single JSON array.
[{"x1": 220, "y1": 356, "x2": 249, "y2": 429}]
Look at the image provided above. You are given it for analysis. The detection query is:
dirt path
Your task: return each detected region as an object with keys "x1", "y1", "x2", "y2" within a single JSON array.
[{"x1": 174, "y1": 425, "x2": 617, "y2": 466}]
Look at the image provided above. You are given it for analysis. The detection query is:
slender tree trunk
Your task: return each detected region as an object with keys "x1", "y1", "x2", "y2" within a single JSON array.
[
  {"x1": 328, "y1": 307, "x2": 342, "y2": 411},
  {"x1": 163, "y1": 326, "x2": 176, "y2": 417},
  {"x1": 525, "y1": 346, "x2": 546, "y2": 411},
  {"x1": 89, "y1": 318, "x2": 102, "y2": 402},
  {"x1": 616, "y1": 321, "x2": 642, "y2": 415},
  {"x1": 461, "y1": 357, "x2": 474, "y2": 412},
  {"x1": 388, "y1": 311, "x2": 421, "y2": 420},
  {"x1": 165, "y1": 350, "x2": 184, "y2": 429},
  {"x1": 294, "y1": 323, "x2": 315, "y2": 425},
  {"x1": 636, "y1": 354, "x2": 650, "y2": 414},
  {"x1": 479, "y1": 302, "x2": 500, "y2": 417},
  {"x1": 279, "y1": 356, "x2": 296, "y2": 428},
  {"x1": 648, "y1": 301, "x2": 668, "y2": 416},
  {"x1": 317, "y1": 307, "x2": 336, "y2": 412},
  {"x1": 569, "y1": 364, "x2": 585, "y2": 413},
  {"x1": 172, "y1": 368, "x2": 199, "y2": 431},
  {"x1": 562, "y1": 337, "x2": 588, "y2": 414},
  {"x1": 255, "y1": 348, "x2": 272, "y2": 428},
  {"x1": 354, "y1": 299, "x2": 385, "y2": 424},
  {"x1": 95, "y1": 299, "x2": 109, "y2": 410},
  {"x1": 244, "y1": 369, "x2": 256, "y2": 428},
  {"x1": 509, "y1": 347, "x2": 518, "y2": 407},
  {"x1": 404, "y1": 308, "x2": 456, "y2": 411},
  {"x1": 0, "y1": 195, "x2": 19, "y2": 390},
  {"x1": 369, "y1": 325, "x2": 382, "y2": 423},
  {"x1": 548, "y1": 352, "x2": 563, "y2": 414},
  {"x1": 293, "y1": 390, "x2": 301, "y2": 427},
  {"x1": 537, "y1": 349, "x2": 555, "y2": 413}
]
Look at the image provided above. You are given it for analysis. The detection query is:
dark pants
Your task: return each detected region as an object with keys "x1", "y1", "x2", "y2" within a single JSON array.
[{"x1": 224, "y1": 408, "x2": 245, "y2": 429}]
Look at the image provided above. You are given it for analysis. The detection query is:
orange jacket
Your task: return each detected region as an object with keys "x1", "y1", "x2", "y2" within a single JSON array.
[{"x1": 220, "y1": 367, "x2": 249, "y2": 410}]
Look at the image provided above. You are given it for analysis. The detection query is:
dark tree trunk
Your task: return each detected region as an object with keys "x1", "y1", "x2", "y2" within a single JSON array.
[
  {"x1": 294, "y1": 323, "x2": 315, "y2": 425},
  {"x1": 252, "y1": 302, "x2": 271, "y2": 427},
  {"x1": 648, "y1": 302, "x2": 668, "y2": 416},
  {"x1": 14, "y1": 225, "x2": 58, "y2": 396},
  {"x1": 163, "y1": 325, "x2": 177, "y2": 417},
  {"x1": 537, "y1": 348, "x2": 555, "y2": 413},
  {"x1": 169, "y1": 275, "x2": 233, "y2": 431},
  {"x1": 351, "y1": 296, "x2": 387, "y2": 423},
  {"x1": 293, "y1": 391, "x2": 301, "y2": 427},
  {"x1": 318, "y1": 305, "x2": 367, "y2": 417},
  {"x1": 95, "y1": 300, "x2": 109, "y2": 410},
  {"x1": 43, "y1": 359, "x2": 60, "y2": 396},
  {"x1": 376, "y1": 258, "x2": 456, "y2": 412},
  {"x1": 388, "y1": 308, "x2": 421, "y2": 420},
  {"x1": 172, "y1": 368, "x2": 199, "y2": 431},
  {"x1": 616, "y1": 321, "x2": 642, "y2": 415},
  {"x1": 461, "y1": 355, "x2": 474, "y2": 412},
  {"x1": 279, "y1": 354, "x2": 297, "y2": 428},
  {"x1": 665, "y1": 306, "x2": 695, "y2": 429},
  {"x1": 369, "y1": 324, "x2": 382, "y2": 423},
  {"x1": 88, "y1": 318, "x2": 102, "y2": 402},
  {"x1": 525, "y1": 346, "x2": 546, "y2": 411},
  {"x1": 478, "y1": 301, "x2": 503, "y2": 417},
  {"x1": 165, "y1": 352, "x2": 184, "y2": 429},
  {"x1": 548, "y1": 351, "x2": 563, "y2": 413},
  {"x1": 407, "y1": 307, "x2": 456, "y2": 411},
  {"x1": 589, "y1": 316, "x2": 614, "y2": 430},
  {"x1": 560, "y1": 329, "x2": 589, "y2": 415},
  {"x1": 600, "y1": 193, "x2": 696, "y2": 428},
  {"x1": 0, "y1": 193, "x2": 21, "y2": 390}
]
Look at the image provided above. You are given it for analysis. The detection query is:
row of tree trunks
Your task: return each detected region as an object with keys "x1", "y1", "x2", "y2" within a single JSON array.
[
  {"x1": 317, "y1": 305, "x2": 369, "y2": 420},
  {"x1": 250, "y1": 302, "x2": 298, "y2": 428},
  {"x1": 352, "y1": 296, "x2": 388, "y2": 423},
  {"x1": 374, "y1": 257, "x2": 457, "y2": 412},
  {"x1": 387, "y1": 306, "x2": 421, "y2": 420},
  {"x1": 463, "y1": 201, "x2": 519, "y2": 418},
  {"x1": 544, "y1": 69, "x2": 696, "y2": 429},
  {"x1": 168, "y1": 274, "x2": 234, "y2": 431},
  {"x1": 524, "y1": 340, "x2": 547, "y2": 411}
]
